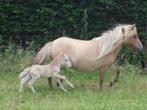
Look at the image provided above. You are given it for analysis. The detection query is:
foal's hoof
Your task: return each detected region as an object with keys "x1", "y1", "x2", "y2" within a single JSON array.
[
  {"x1": 70, "y1": 84, "x2": 74, "y2": 88},
  {"x1": 63, "y1": 89, "x2": 68, "y2": 92},
  {"x1": 32, "y1": 91, "x2": 37, "y2": 94},
  {"x1": 19, "y1": 90, "x2": 22, "y2": 93}
]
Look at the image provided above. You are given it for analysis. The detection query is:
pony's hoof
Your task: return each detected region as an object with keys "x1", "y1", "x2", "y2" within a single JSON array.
[
  {"x1": 98, "y1": 88, "x2": 103, "y2": 92},
  {"x1": 110, "y1": 82, "x2": 113, "y2": 88}
]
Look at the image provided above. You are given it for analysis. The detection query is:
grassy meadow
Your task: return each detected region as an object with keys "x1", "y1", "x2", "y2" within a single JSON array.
[{"x1": 0, "y1": 51, "x2": 147, "y2": 110}]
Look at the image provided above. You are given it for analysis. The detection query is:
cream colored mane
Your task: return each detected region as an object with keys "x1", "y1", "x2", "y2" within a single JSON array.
[{"x1": 93, "y1": 24, "x2": 129, "y2": 59}]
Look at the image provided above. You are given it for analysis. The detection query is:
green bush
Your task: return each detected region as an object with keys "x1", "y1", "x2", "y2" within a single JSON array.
[{"x1": 0, "y1": 0, "x2": 146, "y2": 64}]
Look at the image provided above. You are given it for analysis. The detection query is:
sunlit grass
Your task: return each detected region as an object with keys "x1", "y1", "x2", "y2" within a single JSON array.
[{"x1": 0, "y1": 51, "x2": 147, "y2": 110}]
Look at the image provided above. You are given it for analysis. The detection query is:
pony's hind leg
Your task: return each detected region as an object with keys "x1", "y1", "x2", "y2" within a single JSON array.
[
  {"x1": 110, "y1": 63, "x2": 120, "y2": 88},
  {"x1": 99, "y1": 66, "x2": 109, "y2": 91},
  {"x1": 19, "y1": 74, "x2": 31, "y2": 93}
]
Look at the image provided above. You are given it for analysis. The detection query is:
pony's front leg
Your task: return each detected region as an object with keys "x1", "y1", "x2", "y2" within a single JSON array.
[
  {"x1": 99, "y1": 66, "x2": 109, "y2": 91},
  {"x1": 48, "y1": 77, "x2": 53, "y2": 88},
  {"x1": 110, "y1": 63, "x2": 120, "y2": 88}
]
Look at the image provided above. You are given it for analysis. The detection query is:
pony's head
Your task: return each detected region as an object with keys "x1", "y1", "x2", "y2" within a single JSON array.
[
  {"x1": 124, "y1": 24, "x2": 143, "y2": 52},
  {"x1": 93, "y1": 24, "x2": 144, "y2": 59},
  {"x1": 59, "y1": 52, "x2": 71, "y2": 68}
]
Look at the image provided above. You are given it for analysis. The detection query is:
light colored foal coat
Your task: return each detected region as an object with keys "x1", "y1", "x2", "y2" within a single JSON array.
[{"x1": 19, "y1": 53, "x2": 73, "y2": 93}]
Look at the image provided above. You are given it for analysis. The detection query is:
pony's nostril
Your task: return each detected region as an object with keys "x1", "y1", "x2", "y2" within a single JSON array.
[
  {"x1": 139, "y1": 43, "x2": 144, "y2": 52},
  {"x1": 138, "y1": 47, "x2": 144, "y2": 53}
]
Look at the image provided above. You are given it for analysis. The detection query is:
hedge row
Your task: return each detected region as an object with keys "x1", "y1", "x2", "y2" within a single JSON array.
[{"x1": 0, "y1": 0, "x2": 147, "y2": 65}]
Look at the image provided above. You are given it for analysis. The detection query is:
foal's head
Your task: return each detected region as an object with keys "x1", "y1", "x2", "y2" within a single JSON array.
[
  {"x1": 59, "y1": 52, "x2": 71, "y2": 68},
  {"x1": 124, "y1": 24, "x2": 143, "y2": 52}
]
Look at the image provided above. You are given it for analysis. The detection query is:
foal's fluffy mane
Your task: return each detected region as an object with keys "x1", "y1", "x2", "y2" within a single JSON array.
[{"x1": 93, "y1": 24, "x2": 128, "y2": 59}]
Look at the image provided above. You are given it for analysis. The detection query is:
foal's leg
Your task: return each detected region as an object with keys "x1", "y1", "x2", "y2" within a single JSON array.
[
  {"x1": 56, "y1": 79, "x2": 68, "y2": 92},
  {"x1": 56, "y1": 72, "x2": 64, "y2": 88},
  {"x1": 54, "y1": 74, "x2": 73, "y2": 92},
  {"x1": 99, "y1": 66, "x2": 109, "y2": 91},
  {"x1": 110, "y1": 63, "x2": 120, "y2": 87},
  {"x1": 56, "y1": 74, "x2": 73, "y2": 88},
  {"x1": 28, "y1": 73, "x2": 40, "y2": 93},
  {"x1": 56, "y1": 79, "x2": 63, "y2": 88},
  {"x1": 19, "y1": 74, "x2": 31, "y2": 93}
]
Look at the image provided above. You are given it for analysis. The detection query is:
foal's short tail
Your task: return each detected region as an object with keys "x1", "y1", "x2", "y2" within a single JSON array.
[
  {"x1": 33, "y1": 42, "x2": 53, "y2": 65},
  {"x1": 19, "y1": 67, "x2": 31, "y2": 79}
]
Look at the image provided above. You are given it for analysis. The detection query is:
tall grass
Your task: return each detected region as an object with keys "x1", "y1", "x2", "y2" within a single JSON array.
[{"x1": 0, "y1": 48, "x2": 147, "y2": 110}]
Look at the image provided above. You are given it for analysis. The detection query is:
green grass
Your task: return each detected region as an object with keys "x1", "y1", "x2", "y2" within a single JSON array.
[{"x1": 0, "y1": 51, "x2": 147, "y2": 110}]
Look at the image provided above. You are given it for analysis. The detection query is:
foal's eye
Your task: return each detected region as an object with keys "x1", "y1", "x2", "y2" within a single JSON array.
[
  {"x1": 65, "y1": 59, "x2": 68, "y2": 62},
  {"x1": 134, "y1": 36, "x2": 137, "y2": 38}
]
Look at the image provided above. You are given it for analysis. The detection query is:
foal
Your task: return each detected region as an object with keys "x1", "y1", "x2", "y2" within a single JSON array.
[{"x1": 19, "y1": 52, "x2": 73, "y2": 93}]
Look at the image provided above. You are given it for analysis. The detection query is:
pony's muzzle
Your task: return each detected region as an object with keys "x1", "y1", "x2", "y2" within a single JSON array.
[
  {"x1": 137, "y1": 47, "x2": 144, "y2": 53},
  {"x1": 136, "y1": 41, "x2": 144, "y2": 53}
]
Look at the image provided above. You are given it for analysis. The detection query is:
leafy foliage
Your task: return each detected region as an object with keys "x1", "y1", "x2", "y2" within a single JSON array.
[{"x1": 0, "y1": 0, "x2": 147, "y2": 64}]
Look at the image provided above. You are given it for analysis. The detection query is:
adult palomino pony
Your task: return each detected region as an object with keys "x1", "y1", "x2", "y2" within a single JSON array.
[{"x1": 33, "y1": 24, "x2": 143, "y2": 91}]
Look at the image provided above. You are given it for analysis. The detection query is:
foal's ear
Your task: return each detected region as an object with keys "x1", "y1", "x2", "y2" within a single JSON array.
[
  {"x1": 60, "y1": 51, "x2": 64, "y2": 56},
  {"x1": 121, "y1": 28, "x2": 125, "y2": 34}
]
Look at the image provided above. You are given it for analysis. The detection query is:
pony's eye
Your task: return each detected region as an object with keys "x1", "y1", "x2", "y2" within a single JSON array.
[{"x1": 134, "y1": 36, "x2": 137, "y2": 38}]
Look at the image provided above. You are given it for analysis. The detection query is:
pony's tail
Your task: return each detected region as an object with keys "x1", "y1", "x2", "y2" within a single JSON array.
[
  {"x1": 33, "y1": 42, "x2": 53, "y2": 65},
  {"x1": 19, "y1": 67, "x2": 31, "y2": 79}
]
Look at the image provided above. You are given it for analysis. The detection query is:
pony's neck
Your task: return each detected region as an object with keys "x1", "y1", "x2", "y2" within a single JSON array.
[
  {"x1": 93, "y1": 25, "x2": 125, "y2": 59},
  {"x1": 112, "y1": 44, "x2": 123, "y2": 57}
]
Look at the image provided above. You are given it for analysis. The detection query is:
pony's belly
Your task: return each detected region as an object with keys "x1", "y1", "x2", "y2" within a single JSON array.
[
  {"x1": 51, "y1": 37, "x2": 116, "y2": 72},
  {"x1": 73, "y1": 66, "x2": 98, "y2": 72},
  {"x1": 72, "y1": 60, "x2": 100, "y2": 72},
  {"x1": 72, "y1": 54, "x2": 115, "y2": 72}
]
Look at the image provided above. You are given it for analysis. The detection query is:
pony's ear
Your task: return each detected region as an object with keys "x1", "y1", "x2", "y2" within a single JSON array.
[
  {"x1": 133, "y1": 23, "x2": 136, "y2": 26},
  {"x1": 121, "y1": 28, "x2": 126, "y2": 40},
  {"x1": 130, "y1": 24, "x2": 136, "y2": 30},
  {"x1": 121, "y1": 28, "x2": 125, "y2": 34}
]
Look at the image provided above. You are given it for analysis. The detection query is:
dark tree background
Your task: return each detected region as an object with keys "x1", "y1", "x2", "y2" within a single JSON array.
[{"x1": 0, "y1": 0, "x2": 147, "y2": 65}]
